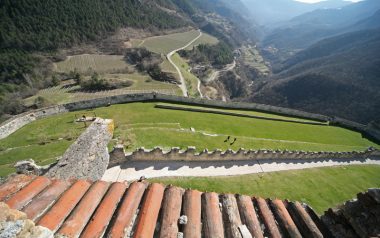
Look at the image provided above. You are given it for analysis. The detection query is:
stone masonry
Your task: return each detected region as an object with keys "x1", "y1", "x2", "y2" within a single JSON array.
[{"x1": 46, "y1": 118, "x2": 114, "y2": 181}]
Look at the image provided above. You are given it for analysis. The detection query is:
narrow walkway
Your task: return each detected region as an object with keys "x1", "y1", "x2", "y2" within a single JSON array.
[
  {"x1": 102, "y1": 158, "x2": 380, "y2": 182},
  {"x1": 167, "y1": 30, "x2": 202, "y2": 97}
]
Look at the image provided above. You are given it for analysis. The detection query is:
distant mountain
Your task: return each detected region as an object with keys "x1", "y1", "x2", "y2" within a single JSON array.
[
  {"x1": 251, "y1": 29, "x2": 380, "y2": 124},
  {"x1": 241, "y1": 0, "x2": 351, "y2": 25},
  {"x1": 262, "y1": 0, "x2": 380, "y2": 65}
]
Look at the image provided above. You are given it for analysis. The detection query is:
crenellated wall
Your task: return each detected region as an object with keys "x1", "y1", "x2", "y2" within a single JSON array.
[
  {"x1": 1, "y1": 93, "x2": 380, "y2": 143},
  {"x1": 108, "y1": 146, "x2": 380, "y2": 167}
]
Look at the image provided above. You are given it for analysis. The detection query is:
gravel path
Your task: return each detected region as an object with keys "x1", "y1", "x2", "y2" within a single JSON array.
[
  {"x1": 167, "y1": 30, "x2": 202, "y2": 97},
  {"x1": 102, "y1": 157, "x2": 380, "y2": 182}
]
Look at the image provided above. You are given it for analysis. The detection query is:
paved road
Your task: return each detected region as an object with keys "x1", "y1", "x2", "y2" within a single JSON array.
[
  {"x1": 167, "y1": 30, "x2": 202, "y2": 97},
  {"x1": 102, "y1": 157, "x2": 380, "y2": 182}
]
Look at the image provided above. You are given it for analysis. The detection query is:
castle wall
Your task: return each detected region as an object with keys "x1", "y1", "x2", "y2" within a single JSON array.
[
  {"x1": 1, "y1": 93, "x2": 379, "y2": 143},
  {"x1": 108, "y1": 147, "x2": 379, "y2": 167}
]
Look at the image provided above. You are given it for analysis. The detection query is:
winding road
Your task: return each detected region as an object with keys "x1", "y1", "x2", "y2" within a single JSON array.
[
  {"x1": 167, "y1": 30, "x2": 202, "y2": 97},
  {"x1": 205, "y1": 59, "x2": 236, "y2": 83},
  {"x1": 102, "y1": 157, "x2": 380, "y2": 182}
]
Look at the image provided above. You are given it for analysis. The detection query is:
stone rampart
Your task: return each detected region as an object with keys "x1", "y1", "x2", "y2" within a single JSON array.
[
  {"x1": 0, "y1": 105, "x2": 68, "y2": 139},
  {"x1": 1, "y1": 93, "x2": 380, "y2": 143},
  {"x1": 108, "y1": 146, "x2": 379, "y2": 167},
  {"x1": 46, "y1": 118, "x2": 114, "y2": 180}
]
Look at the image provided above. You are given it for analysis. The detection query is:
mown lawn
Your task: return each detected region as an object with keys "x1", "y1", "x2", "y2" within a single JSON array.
[
  {"x1": 1, "y1": 102, "x2": 378, "y2": 177},
  {"x1": 150, "y1": 165, "x2": 380, "y2": 214}
]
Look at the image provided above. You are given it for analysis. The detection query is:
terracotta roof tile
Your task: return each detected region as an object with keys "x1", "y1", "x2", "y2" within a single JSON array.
[
  {"x1": 107, "y1": 182, "x2": 147, "y2": 238},
  {"x1": 255, "y1": 197, "x2": 282, "y2": 238},
  {"x1": 236, "y1": 195, "x2": 264, "y2": 238},
  {"x1": 5, "y1": 176, "x2": 51, "y2": 210},
  {"x1": 80, "y1": 182, "x2": 128, "y2": 238},
  {"x1": 0, "y1": 175, "x2": 366, "y2": 238},
  {"x1": 22, "y1": 179, "x2": 72, "y2": 221},
  {"x1": 37, "y1": 180, "x2": 92, "y2": 232},
  {"x1": 182, "y1": 189, "x2": 202, "y2": 238},
  {"x1": 202, "y1": 192, "x2": 225, "y2": 238},
  {"x1": 221, "y1": 194, "x2": 243, "y2": 238},
  {"x1": 0, "y1": 175, "x2": 34, "y2": 201},
  {"x1": 133, "y1": 183, "x2": 165, "y2": 238},
  {"x1": 271, "y1": 199, "x2": 302, "y2": 238},
  {"x1": 57, "y1": 181, "x2": 110, "y2": 237},
  {"x1": 158, "y1": 186, "x2": 184, "y2": 238},
  {"x1": 287, "y1": 201, "x2": 324, "y2": 238}
]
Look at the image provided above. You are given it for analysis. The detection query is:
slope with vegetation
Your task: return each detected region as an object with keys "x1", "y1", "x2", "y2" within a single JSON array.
[
  {"x1": 0, "y1": 0, "x2": 256, "y2": 121},
  {"x1": 251, "y1": 28, "x2": 380, "y2": 125}
]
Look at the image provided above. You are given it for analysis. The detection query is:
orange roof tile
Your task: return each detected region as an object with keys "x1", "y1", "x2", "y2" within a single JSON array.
[{"x1": 1, "y1": 174, "x2": 369, "y2": 238}]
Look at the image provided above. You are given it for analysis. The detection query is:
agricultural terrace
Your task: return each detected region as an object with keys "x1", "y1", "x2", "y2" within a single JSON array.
[
  {"x1": 136, "y1": 30, "x2": 218, "y2": 54},
  {"x1": 1, "y1": 102, "x2": 378, "y2": 177},
  {"x1": 136, "y1": 30, "x2": 218, "y2": 89},
  {"x1": 150, "y1": 165, "x2": 380, "y2": 214},
  {"x1": 28, "y1": 30, "x2": 219, "y2": 105}
]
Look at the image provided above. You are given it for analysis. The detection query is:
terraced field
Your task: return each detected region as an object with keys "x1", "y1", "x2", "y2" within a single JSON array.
[
  {"x1": 1, "y1": 102, "x2": 378, "y2": 177},
  {"x1": 138, "y1": 30, "x2": 215, "y2": 54},
  {"x1": 24, "y1": 75, "x2": 180, "y2": 106},
  {"x1": 55, "y1": 54, "x2": 129, "y2": 74},
  {"x1": 241, "y1": 45, "x2": 271, "y2": 75}
]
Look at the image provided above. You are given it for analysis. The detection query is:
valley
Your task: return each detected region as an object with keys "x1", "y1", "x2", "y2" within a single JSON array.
[{"x1": 0, "y1": 1, "x2": 380, "y2": 236}]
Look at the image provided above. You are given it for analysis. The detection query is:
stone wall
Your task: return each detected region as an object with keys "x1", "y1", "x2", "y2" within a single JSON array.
[
  {"x1": 0, "y1": 105, "x2": 68, "y2": 140},
  {"x1": 46, "y1": 118, "x2": 114, "y2": 180},
  {"x1": 1, "y1": 93, "x2": 380, "y2": 143},
  {"x1": 108, "y1": 146, "x2": 379, "y2": 167}
]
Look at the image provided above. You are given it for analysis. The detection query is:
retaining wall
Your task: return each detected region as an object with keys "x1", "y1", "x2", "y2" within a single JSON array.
[
  {"x1": 1, "y1": 93, "x2": 380, "y2": 143},
  {"x1": 108, "y1": 147, "x2": 380, "y2": 167},
  {"x1": 0, "y1": 105, "x2": 68, "y2": 139}
]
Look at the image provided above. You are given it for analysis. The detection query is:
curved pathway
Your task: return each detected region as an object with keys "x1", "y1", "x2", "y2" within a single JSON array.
[
  {"x1": 206, "y1": 59, "x2": 236, "y2": 83},
  {"x1": 167, "y1": 30, "x2": 202, "y2": 97},
  {"x1": 102, "y1": 157, "x2": 380, "y2": 182}
]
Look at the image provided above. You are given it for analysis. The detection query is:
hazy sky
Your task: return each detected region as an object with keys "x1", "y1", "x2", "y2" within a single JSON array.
[{"x1": 295, "y1": 0, "x2": 361, "y2": 3}]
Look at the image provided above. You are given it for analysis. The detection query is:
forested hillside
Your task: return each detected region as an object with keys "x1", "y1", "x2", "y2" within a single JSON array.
[
  {"x1": 0, "y1": 0, "x2": 187, "y2": 51},
  {"x1": 0, "y1": 0, "x2": 255, "y2": 121},
  {"x1": 0, "y1": 0, "x2": 190, "y2": 118},
  {"x1": 251, "y1": 29, "x2": 380, "y2": 124}
]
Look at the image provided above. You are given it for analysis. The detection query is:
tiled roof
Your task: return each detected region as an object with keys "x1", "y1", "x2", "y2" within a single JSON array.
[{"x1": 0, "y1": 174, "x2": 376, "y2": 238}]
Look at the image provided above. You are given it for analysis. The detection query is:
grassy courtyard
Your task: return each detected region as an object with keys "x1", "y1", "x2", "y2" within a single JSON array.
[
  {"x1": 1, "y1": 102, "x2": 378, "y2": 177},
  {"x1": 150, "y1": 165, "x2": 380, "y2": 214}
]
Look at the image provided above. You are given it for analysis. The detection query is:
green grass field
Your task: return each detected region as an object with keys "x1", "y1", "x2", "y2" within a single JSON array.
[
  {"x1": 2, "y1": 102, "x2": 378, "y2": 177},
  {"x1": 150, "y1": 165, "x2": 380, "y2": 214}
]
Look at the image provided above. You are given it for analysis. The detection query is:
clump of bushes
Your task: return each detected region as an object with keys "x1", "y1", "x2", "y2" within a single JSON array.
[
  {"x1": 179, "y1": 42, "x2": 234, "y2": 67},
  {"x1": 79, "y1": 72, "x2": 134, "y2": 91},
  {"x1": 124, "y1": 48, "x2": 177, "y2": 83}
]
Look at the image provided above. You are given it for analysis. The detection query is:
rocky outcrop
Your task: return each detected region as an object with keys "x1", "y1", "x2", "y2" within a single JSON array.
[
  {"x1": 14, "y1": 159, "x2": 45, "y2": 176},
  {"x1": 321, "y1": 189, "x2": 380, "y2": 238},
  {"x1": 0, "y1": 202, "x2": 53, "y2": 238},
  {"x1": 46, "y1": 118, "x2": 114, "y2": 181}
]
